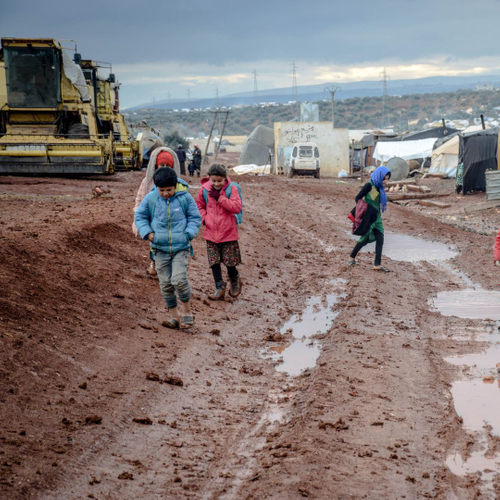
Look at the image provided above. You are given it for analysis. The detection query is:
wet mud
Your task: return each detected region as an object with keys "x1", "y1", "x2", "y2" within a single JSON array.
[{"x1": 1, "y1": 172, "x2": 499, "y2": 499}]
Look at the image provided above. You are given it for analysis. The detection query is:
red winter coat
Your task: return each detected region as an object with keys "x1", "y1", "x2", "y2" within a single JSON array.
[
  {"x1": 196, "y1": 177, "x2": 241, "y2": 243},
  {"x1": 495, "y1": 227, "x2": 500, "y2": 262}
]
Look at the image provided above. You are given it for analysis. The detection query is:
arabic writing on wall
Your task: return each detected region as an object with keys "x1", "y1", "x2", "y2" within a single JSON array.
[{"x1": 280, "y1": 125, "x2": 318, "y2": 144}]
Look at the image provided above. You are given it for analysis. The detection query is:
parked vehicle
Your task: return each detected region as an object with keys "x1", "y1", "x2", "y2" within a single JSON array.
[
  {"x1": 286, "y1": 142, "x2": 320, "y2": 178},
  {"x1": 0, "y1": 38, "x2": 114, "y2": 174}
]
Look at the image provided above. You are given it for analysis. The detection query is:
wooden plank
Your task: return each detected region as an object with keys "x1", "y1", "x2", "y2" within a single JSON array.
[
  {"x1": 388, "y1": 193, "x2": 449, "y2": 201},
  {"x1": 418, "y1": 200, "x2": 451, "y2": 208},
  {"x1": 386, "y1": 179, "x2": 417, "y2": 187}
]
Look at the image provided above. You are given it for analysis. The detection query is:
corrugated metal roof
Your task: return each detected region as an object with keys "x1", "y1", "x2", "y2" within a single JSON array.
[{"x1": 486, "y1": 170, "x2": 500, "y2": 200}]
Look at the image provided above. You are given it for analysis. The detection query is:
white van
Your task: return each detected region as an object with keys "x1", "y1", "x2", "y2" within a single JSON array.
[{"x1": 287, "y1": 142, "x2": 320, "y2": 178}]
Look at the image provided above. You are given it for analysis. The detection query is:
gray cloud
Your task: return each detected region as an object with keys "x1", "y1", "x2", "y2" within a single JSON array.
[{"x1": 2, "y1": 0, "x2": 500, "y2": 106}]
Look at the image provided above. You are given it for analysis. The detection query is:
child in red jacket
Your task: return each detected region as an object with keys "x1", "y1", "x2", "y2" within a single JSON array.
[
  {"x1": 495, "y1": 227, "x2": 500, "y2": 266},
  {"x1": 196, "y1": 164, "x2": 242, "y2": 300}
]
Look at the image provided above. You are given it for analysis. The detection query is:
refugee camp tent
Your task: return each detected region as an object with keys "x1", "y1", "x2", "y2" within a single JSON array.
[
  {"x1": 430, "y1": 126, "x2": 486, "y2": 178},
  {"x1": 430, "y1": 135, "x2": 460, "y2": 177},
  {"x1": 373, "y1": 137, "x2": 438, "y2": 164},
  {"x1": 238, "y1": 125, "x2": 274, "y2": 166},
  {"x1": 458, "y1": 128, "x2": 498, "y2": 195}
]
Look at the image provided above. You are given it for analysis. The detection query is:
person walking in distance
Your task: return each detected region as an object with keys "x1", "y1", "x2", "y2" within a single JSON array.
[
  {"x1": 134, "y1": 168, "x2": 201, "y2": 329},
  {"x1": 196, "y1": 164, "x2": 242, "y2": 300},
  {"x1": 176, "y1": 144, "x2": 187, "y2": 176},
  {"x1": 192, "y1": 144, "x2": 202, "y2": 177},
  {"x1": 348, "y1": 166, "x2": 391, "y2": 272}
]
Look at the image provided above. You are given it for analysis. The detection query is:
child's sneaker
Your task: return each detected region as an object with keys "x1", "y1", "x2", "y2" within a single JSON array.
[
  {"x1": 228, "y1": 276, "x2": 242, "y2": 298},
  {"x1": 208, "y1": 282, "x2": 226, "y2": 301},
  {"x1": 147, "y1": 261, "x2": 157, "y2": 276}
]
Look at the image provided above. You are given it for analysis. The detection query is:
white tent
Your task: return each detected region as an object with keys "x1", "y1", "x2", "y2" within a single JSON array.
[
  {"x1": 430, "y1": 136, "x2": 459, "y2": 177},
  {"x1": 373, "y1": 138, "x2": 437, "y2": 163}
]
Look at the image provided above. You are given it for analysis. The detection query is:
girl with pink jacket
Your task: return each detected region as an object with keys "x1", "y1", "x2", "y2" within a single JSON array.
[{"x1": 196, "y1": 164, "x2": 242, "y2": 300}]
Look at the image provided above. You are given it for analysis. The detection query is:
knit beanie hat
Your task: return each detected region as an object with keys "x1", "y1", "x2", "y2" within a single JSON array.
[{"x1": 156, "y1": 151, "x2": 174, "y2": 167}]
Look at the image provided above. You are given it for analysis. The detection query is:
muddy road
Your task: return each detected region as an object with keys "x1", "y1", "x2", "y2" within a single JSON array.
[{"x1": 1, "y1": 171, "x2": 499, "y2": 499}]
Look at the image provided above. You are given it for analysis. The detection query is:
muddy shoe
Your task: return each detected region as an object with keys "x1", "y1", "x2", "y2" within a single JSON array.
[
  {"x1": 147, "y1": 261, "x2": 157, "y2": 276},
  {"x1": 373, "y1": 266, "x2": 390, "y2": 273},
  {"x1": 208, "y1": 282, "x2": 226, "y2": 301},
  {"x1": 348, "y1": 259, "x2": 356, "y2": 267},
  {"x1": 228, "y1": 276, "x2": 242, "y2": 298}
]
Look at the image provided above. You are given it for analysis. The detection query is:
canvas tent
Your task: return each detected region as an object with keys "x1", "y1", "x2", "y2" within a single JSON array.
[
  {"x1": 239, "y1": 125, "x2": 274, "y2": 166},
  {"x1": 430, "y1": 135, "x2": 460, "y2": 177},
  {"x1": 458, "y1": 128, "x2": 498, "y2": 195},
  {"x1": 373, "y1": 137, "x2": 438, "y2": 164}
]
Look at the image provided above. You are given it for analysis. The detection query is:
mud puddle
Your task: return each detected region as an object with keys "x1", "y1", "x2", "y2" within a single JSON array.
[
  {"x1": 433, "y1": 290, "x2": 500, "y2": 320},
  {"x1": 433, "y1": 288, "x2": 500, "y2": 494},
  {"x1": 349, "y1": 231, "x2": 457, "y2": 262},
  {"x1": 264, "y1": 281, "x2": 345, "y2": 377}
]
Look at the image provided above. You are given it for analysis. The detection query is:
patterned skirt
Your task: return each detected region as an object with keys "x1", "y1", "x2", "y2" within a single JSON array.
[{"x1": 206, "y1": 240, "x2": 241, "y2": 267}]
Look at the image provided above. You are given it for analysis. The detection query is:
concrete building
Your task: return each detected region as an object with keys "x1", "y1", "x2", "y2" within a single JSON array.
[{"x1": 274, "y1": 122, "x2": 349, "y2": 177}]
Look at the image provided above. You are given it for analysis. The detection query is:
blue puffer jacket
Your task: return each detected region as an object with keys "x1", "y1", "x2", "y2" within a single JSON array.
[{"x1": 134, "y1": 180, "x2": 201, "y2": 254}]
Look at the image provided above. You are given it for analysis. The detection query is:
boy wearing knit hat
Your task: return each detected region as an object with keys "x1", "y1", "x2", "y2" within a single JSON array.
[{"x1": 134, "y1": 167, "x2": 201, "y2": 329}]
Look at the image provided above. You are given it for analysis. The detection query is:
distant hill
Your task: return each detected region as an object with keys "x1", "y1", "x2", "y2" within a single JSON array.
[
  {"x1": 125, "y1": 88, "x2": 500, "y2": 137},
  {"x1": 126, "y1": 74, "x2": 500, "y2": 111}
]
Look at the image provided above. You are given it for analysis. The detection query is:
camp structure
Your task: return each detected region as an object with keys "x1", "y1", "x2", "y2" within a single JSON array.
[
  {"x1": 239, "y1": 125, "x2": 274, "y2": 166},
  {"x1": 457, "y1": 128, "x2": 498, "y2": 195},
  {"x1": 430, "y1": 125, "x2": 488, "y2": 178}
]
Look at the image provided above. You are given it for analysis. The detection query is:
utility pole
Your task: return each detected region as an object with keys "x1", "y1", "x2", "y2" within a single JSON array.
[
  {"x1": 291, "y1": 61, "x2": 298, "y2": 118},
  {"x1": 253, "y1": 69, "x2": 259, "y2": 105},
  {"x1": 380, "y1": 67, "x2": 390, "y2": 128},
  {"x1": 325, "y1": 86, "x2": 341, "y2": 128},
  {"x1": 187, "y1": 88, "x2": 191, "y2": 108},
  {"x1": 215, "y1": 87, "x2": 220, "y2": 109}
]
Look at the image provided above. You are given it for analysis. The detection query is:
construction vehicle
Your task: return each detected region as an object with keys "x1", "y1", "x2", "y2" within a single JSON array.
[
  {"x1": 0, "y1": 38, "x2": 114, "y2": 174},
  {"x1": 79, "y1": 59, "x2": 141, "y2": 170}
]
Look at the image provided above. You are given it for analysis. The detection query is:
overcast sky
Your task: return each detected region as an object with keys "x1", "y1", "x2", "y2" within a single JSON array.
[{"x1": 2, "y1": 0, "x2": 500, "y2": 107}]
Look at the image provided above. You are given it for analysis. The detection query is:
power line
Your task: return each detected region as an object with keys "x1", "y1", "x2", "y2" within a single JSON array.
[
  {"x1": 380, "y1": 67, "x2": 390, "y2": 128},
  {"x1": 291, "y1": 61, "x2": 298, "y2": 118},
  {"x1": 253, "y1": 69, "x2": 259, "y2": 105},
  {"x1": 325, "y1": 86, "x2": 341, "y2": 128}
]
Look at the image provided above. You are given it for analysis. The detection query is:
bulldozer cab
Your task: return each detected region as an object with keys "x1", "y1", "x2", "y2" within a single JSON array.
[{"x1": 3, "y1": 44, "x2": 61, "y2": 108}]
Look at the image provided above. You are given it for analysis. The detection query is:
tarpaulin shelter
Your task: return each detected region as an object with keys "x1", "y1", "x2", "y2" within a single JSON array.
[
  {"x1": 373, "y1": 137, "x2": 438, "y2": 164},
  {"x1": 430, "y1": 126, "x2": 486, "y2": 178},
  {"x1": 239, "y1": 125, "x2": 274, "y2": 166},
  {"x1": 458, "y1": 128, "x2": 498, "y2": 195}
]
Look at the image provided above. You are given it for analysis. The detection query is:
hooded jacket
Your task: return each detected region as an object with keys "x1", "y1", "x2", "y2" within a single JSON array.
[
  {"x1": 196, "y1": 177, "x2": 241, "y2": 243},
  {"x1": 134, "y1": 179, "x2": 201, "y2": 254},
  {"x1": 132, "y1": 147, "x2": 181, "y2": 236}
]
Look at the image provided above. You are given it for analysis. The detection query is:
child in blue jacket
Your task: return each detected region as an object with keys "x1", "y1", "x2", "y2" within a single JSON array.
[{"x1": 134, "y1": 168, "x2": 201, "y2": 329}]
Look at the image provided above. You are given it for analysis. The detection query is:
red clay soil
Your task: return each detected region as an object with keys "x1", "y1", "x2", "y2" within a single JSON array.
[{"x1": 0, "y1": 170, "x2": 499, "y2": 499}]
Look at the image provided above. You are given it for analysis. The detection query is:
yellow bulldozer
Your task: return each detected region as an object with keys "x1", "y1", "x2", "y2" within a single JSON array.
[
  {"x1": 0, "y1": 38, "x2": 133, "y2": 174},
  {"x1": 79, "y1": 59, "x2": 141, "y2": 170}
]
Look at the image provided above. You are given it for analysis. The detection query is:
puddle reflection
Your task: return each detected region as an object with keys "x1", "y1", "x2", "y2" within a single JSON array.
[
  {"x1": 273, "y1": 340, "x2": 321, "y2": 377},
  {"x1": 280, "y1": 294, "x2": 340, "y2": 339},
  {"x1": 349, "y1": 232, "x2": 457, "y2": 262},
  {"x1": 450, "y1": 380, "x2": 500, "y2": 436},
  {"x1": 433, "y1": 290, "x2": 500, "y2": 320}
]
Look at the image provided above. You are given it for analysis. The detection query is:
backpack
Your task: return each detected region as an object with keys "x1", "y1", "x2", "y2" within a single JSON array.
[{"x1": 203, "y1": 182, "x2": 243, "y2": 224}]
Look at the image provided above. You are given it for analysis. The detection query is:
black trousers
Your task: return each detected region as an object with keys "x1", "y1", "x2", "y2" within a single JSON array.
[
  {"x1": 211, "y1": 263, "x2": 238, "y2": 284},
  {"x1": 350, "y1": 229, "x2": 384, "y2": 266},
  {"x1": 179, "y1": 161, "x2": 186, "y2": 175}
]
